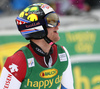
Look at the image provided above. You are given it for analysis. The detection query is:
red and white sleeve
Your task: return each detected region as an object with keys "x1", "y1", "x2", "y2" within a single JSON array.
[{"x1": 0, "y1": 51, "x2": 27, "y2": 89}]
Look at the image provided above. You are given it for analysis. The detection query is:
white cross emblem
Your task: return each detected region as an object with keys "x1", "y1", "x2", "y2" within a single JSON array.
[{"x1": 9, "y1": 63, "x2": 18, "y2": 73}]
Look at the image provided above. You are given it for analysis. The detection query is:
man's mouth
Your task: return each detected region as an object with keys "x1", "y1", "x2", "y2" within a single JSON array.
[{"x1": 54, "y1": 31, "x2": 57, "y2": 33}]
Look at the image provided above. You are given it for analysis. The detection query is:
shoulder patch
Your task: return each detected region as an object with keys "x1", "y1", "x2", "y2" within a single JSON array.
[
  {"x1": 58, "y1": 53, "x2": 67, "y2": 62},
  {"x1": 27, "y1": 58, "x2": 35, "y2": 67}
]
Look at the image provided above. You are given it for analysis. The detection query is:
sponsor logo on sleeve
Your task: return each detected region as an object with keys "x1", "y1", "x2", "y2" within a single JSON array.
[
  {"x1": 9, "y1": 63, "x2": 18, "y2": 73},
  {"x1": 3, "y1": 74, "x2": 12, "y2": 89}
]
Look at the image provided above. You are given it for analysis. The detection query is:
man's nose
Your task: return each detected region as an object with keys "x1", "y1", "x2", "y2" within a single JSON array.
[{"x1": 57, "y1": 23, "x2": 60, "y2": 27}]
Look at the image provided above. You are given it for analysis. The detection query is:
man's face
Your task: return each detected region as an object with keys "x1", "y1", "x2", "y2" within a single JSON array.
[{"x1": 47, "y1": 23, "x2": 60, "y2": 43}]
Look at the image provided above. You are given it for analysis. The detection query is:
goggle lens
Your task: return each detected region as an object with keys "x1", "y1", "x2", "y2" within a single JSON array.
[{"x1": 45, "y1": 12, "x2": 60, "y2": 27}]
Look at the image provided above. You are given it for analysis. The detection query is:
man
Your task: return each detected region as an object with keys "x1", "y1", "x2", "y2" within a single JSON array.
[{"x1": 0, "y1": 3, "x2": 74, "y2": 89}]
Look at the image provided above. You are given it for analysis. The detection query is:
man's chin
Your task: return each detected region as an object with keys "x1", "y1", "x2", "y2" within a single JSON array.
[{"x1": 54, "y1": 37, "x2": 60, "y2": 43}]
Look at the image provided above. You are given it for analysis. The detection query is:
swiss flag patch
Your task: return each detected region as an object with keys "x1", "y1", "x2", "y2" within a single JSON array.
[{"x1": 16, "y1": 19, "x2": 26, "y2": 25}]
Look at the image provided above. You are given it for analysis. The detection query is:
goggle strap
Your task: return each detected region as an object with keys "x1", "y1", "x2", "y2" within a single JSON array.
[
  {"x1": 44, "y1": 36, "x2": 55, "y2": 46},
  {"x1": 49, "y1": 42, "x2": 54, "y2": 46}
]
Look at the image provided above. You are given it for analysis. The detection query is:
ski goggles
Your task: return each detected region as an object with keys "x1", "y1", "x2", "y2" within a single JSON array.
[{"x1": 44, "y1": 12, "x2": 60, "y2": 28}]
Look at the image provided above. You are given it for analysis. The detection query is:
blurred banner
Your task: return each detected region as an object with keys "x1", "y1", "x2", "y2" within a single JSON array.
[
  {"x1": 57, "y1": 28, "x2": 100, "y2": 89},
  {"x1": 0, "y1": 28, "x2": 100, "y2": 89},
  {"x1": 57, "y1": 29, "x2": 100, "y2": 55}
]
